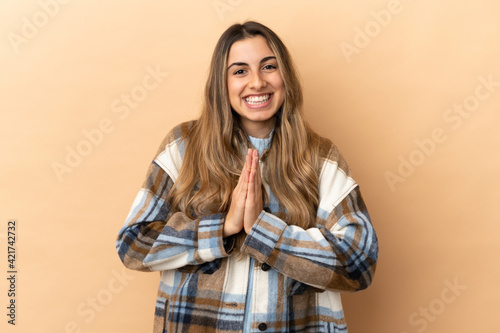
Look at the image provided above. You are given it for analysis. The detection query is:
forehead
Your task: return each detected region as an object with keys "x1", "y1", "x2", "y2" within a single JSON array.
[{"x1": 227, "y1": 35, "x2": 275, "y2": 63}]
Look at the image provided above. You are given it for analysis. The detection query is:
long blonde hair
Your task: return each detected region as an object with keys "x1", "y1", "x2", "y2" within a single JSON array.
[{"x1": 168, "y1": 21, "x2": 322, "y2": 232}]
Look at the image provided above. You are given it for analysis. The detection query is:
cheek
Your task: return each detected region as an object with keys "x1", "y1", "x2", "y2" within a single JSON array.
[
  {"x1": 274, "y1": 81, "x2": 285, "y2": 100},
  {"x1": 270, "y1": 75, "x2": 285, "y2": 92},
  {"x1": 227, "y1": 79, "x2": 242, "y2": 97}
]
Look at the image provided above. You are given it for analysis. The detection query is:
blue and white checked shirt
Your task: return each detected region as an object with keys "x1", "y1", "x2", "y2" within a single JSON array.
[{"x1": 116, "y1": 121, "x2": 378, "y2": 332}]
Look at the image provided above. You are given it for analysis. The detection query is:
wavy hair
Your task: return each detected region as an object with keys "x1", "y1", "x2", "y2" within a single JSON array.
[{"x1": 167, "y1": 21, "x2": 322, "y2": 236}]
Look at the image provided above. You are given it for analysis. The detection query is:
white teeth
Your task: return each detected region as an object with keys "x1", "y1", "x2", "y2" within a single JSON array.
[{"x1": 245, "y1": 94, "x2": 271, "y2": 105}]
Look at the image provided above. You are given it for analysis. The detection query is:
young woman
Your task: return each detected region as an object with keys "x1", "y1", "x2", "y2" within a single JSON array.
[{"x1": 117, "y1": 21, "x2": 378, "y2": 332}]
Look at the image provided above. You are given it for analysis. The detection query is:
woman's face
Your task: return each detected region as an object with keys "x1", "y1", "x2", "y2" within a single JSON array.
[{"x1": 226, "y1": 35, "x2": 285, "y2": 138}]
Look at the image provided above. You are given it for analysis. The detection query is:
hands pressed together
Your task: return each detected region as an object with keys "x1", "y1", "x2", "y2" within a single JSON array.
[{"x1": 223, "y1": 149, "x2": 263, "y2": 237}]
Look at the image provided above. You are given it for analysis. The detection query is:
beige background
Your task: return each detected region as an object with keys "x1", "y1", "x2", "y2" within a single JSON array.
[{"x1": 1, "y1": 0, "x2": 499, "y2": 332}]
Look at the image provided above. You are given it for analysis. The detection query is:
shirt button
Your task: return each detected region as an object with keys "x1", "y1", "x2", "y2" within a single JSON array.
[
  {"x1": 258, "y1": 322, "x2": 267, "y2": 331},
  {"x1": 261, "y1": 263, "x2": 271, "y2": 271}
]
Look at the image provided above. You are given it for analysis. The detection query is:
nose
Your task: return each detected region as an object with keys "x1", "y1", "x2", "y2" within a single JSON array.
[{"x1": 249, "y1": 72, "x2": 266, "y2": 90}]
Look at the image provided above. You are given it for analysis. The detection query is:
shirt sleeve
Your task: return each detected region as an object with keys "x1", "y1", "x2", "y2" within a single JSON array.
[
  {"x1": 116, "y1": 126, "x2": 231, "y2": 272},
  {"x1": 240, "y1": 144, "x2": 378, "y2": 292}
]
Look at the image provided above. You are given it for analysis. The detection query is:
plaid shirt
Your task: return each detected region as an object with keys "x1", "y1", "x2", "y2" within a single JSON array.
[{"x1": 116, "y1": 121, "x2": 378, "y2": 332}]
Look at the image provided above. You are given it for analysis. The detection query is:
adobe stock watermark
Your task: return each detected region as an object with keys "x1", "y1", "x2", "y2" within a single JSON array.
[
  {"x1": 213, "y1": 0, "x2": 244, "y2": 21},
  {"x1": 51, "y1": 65, "x2": 168, "y2": 182},
  {"x1": 400, "y1": 277, "x2": 466, "y2": 333},
  {"x1": 7, "y1": 0, "x2": 72, "y2": 54},
  {"x1": 56, "y1": 268, "x2": 135, "y2": 333},
  {"x1": 339, "y1": 0, "x2": 412, "y2": 63},
  {"x1": 385, "y1": 74, "x2": 499, "y2": 192}
]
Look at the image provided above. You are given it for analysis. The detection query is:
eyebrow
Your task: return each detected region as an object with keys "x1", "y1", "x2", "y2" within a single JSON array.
[{"x1": 227, "y1": 56, "x2": 277, "y2": 70}]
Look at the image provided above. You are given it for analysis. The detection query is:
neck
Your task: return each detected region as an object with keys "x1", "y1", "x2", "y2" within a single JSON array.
[{"x1": 241, "y1": 117, "x2": 276, "y2": 138}]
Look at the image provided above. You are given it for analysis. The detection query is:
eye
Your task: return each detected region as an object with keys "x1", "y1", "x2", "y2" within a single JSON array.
[
  {"x1": 263, "y1": 64, "x2": 277, "y2": 70},
  {"x1": 233, "y1": 69, "x2": 246, "y2": 75}
]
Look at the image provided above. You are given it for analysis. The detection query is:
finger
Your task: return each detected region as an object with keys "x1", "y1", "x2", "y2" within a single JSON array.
[
  {"x1": 244, "y1": 149, "x2": 252, "y2": 172},
  {"x1": 243, "y1": 150, "x2": 252, "y2": 184},
  {"x1": 252, "y1": 150, "x2": 260, "y2": 187},
  {"x1": 251, "y1": 149, "x2": 258, "y2": 172},
  {"x1": 241, "y1": 169, "x2": 249, "y2": 197},
  {"x1": 233, "y1": 172, "x2": 249, "y2": 207},
  {"x1": 237, "y1": 149, "x2": 252, "y2": 186},
  {"x1": 237, "y1": 165, "x2": 247, "y2": 186},
  {"x1": 244, "y1": 163, "x2": 250, "y2": 184},
  {"x1": 247, "y1": 151, "x2": 259, "y2": 202},
  {"x1": 248, "y1": 166, "x2": 255, "y2": 197},
  {"x1": 251, "y1": 151, "x2": 263, "y2": 209},
  {"x1": 245, "y1": 149, "x2": 253, "y2": 169},
  {"x1": 252, "y1": 149, "x2": 261, "y2": 184},
  {"x1": 255, "y1": 162, "x2": 261, "y2": 186},
  {"x1": 248, "y1": 150, "x2": 257, "y2": 185}
]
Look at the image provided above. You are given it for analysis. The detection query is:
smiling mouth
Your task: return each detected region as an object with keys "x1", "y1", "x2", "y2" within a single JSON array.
[{"x1": 244, "y1": 93, "x2": 272, "y2": 105}]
